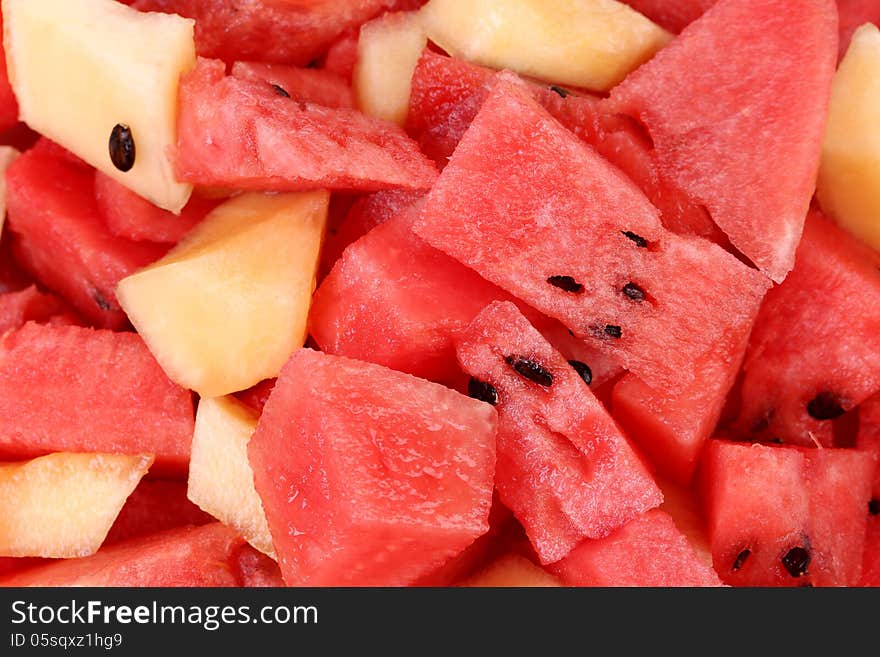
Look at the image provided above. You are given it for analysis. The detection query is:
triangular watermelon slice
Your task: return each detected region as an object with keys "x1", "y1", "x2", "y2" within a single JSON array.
[
  {"x1": 606, "y1": 0, "x2": 838, "y2": 282},
  {"x1": 415, "y1": 74, "x2": 769, "y2": 393}
]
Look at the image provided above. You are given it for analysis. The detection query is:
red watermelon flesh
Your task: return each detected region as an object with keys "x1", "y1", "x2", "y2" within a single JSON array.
[
  {"x1": 177, "y1": 58, "x2": 437, "y2": 193},
  {"x1": 234, "y1": 378, "x2": 277, "y2": 414},
  {"x1": 248, "y1": 348, "x2": 497, "y2": 586},
  {"x1": 414, "y1": 74, "x2": 770, "y2": 394},
  {"x1": 0, "y1": 235, "x2": 30, "y2": 294},
  {"x1": 859, "y1": 516, "x2": 880, "y2": 587},
  {"x1": 310, "y1": 203, "x2": 622, "y2": 390},
  {"x1": 735, "y1": 211, "x2": 880, "y2": 447},
  {"x1": 606, "y1": 0, "x2": 838, "y2": 283},
  {"x1": 406, "y1": 50, "x2": 602, "y2": 166},
  {"x1": 103, "y1": 481, "x2": 213, "y2": 545},
  {"x1": 318, "y1": 187, "x2": 424, "y2": 278},
  {"x1": 94, "y1": 172, "x2": 218, "y2": 244},
  {"x1": 611, "y1": 303, "x2": 756, "y2": 486},
  {"x1": 0, "y1": 13, "x2": 18, "y2": 134},
  {"x1": 0, "y1": 524, "x2": 279, "y2": 587},
  {"x1": 319, "y1": 28, "x2": 359, "y2": 83},
  {"x1": 231, "y1": 61, "x2": 354, "y2": 109},
  {"x1": 550, "y1": 510, "x2": 722, "y2": 586},
  {"x1": 0, "y1": 285, "x2": 74, "y2": 334},
  {"x1": 0, "y1": 558, "x2": 45, "y2": 578},
  {"x1": 858, "y1": 392, "x2": 880, "y2": 502},
  {"x1": 406, "y1": 51, "x2": 725, "y2": 243},
  {"x1": 5, "y1": 142, "x2": 167, "y2": 328},
  {"x1": 455, "y1": 301, "x2": 662, "y2": 564},
  {"x1": 837, "y1": 0, "x2": 880, "y2": 59},
  {"x1": 0, "y1": 322, "x2": 194, "y2": 476},
  {"x1": 132, "y1": 0, "x2": 396, "y2": 66},
  {"x1": 699, "y1": 439, "x2": 873, "y2": 586},
  {"x1": 620, "y1": 0, "x2": 716, "y2": 33}
]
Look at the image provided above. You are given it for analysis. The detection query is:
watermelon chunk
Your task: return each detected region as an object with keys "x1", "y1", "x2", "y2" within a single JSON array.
[
  {"x1": 620, "y1": 0, "x2": 715, "y2": 33},
  {"x1": 320, "y1": 28, "x2": 360, "y2": 82},
  {"x1": 455, "y1": 301, "x2": 661, "y2": 564},
  {"x1": 318, "y1": 187, "x2": 424, "y2": 277},
  {"x1": 94, "y1": 172, "x2": 217, "y2": 244},
  {"x1": 0, "y1": 285, "x2": 73, "y2": 334},
  {"x1": 415, "y1": 74, "x2": 770, "y2": 394},
  {"x1": 231, "y1": 61, "x2": 354, "y2": 109},
  {"x1": 699, "y1": 439, "x2": 873, "y2": 586},
  {"x1": 5, "y1": 142, "x2": 167, "y2": 328},
  {"x1": 176, "y1": 58, "x2": 437, "y2": 193},
  {"x1": 550, "y1": 510, "x2": 722, "y2": 587},
  {"x1": 735, "y1": 211, "x2": 880, "y2": 447},
  {"x1": 103, "y1": 480, "x2": 213, "y2": 545},
  {"x1": 0, "y1": 524, "x2": 281, "y2": 587},
  {"x1": 132, "y1": 0, "x2": 396, "y2": 66},
  {"x1": 248, "y1": 348, "x2": 497, "y2": 586},
  {"x1": 0, "y1": 322, "x2": 194, "y2": 476},
  {"x1": 406, "y1": 50, "x2": 601, "y2": 165},
  {"x1": 606, "y1": 0, "x2": 838, "y2": 282}
]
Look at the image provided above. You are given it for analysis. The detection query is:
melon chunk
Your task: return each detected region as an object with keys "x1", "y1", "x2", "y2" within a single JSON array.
[
  {"x1": 419, "y1": 0, "x2": 670, "y2": 92},
  {"x1": 0, "y1": 146, "x2": 19, "y2": 238},
  {"x1": 187, "y1": 396, "x2": 274, "y2": 558},
  {"x1": 117, "y1": 191, "x2": 328, "y2": 397},
  {"x1": 817, "y1": 23, "x2": 880, "y2": 252},
  {"x1": 2, "y1": 0, "x2": 196, "y2": 212},
  {"x1": 354, "y1": 11, "x2": 426, "y2": 125},
  {"x1": 0, "y1": 452, "x2": 153, "y2": 558}
]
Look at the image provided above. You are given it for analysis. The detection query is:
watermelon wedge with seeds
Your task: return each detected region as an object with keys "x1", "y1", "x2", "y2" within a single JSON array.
[
  {"x1": 455, "y1": 301, "x2": 662, "y2": 564},
  {"x1": 414, "y1": 74, "x2": 770, "y2": 394},
  {"x1": 606, "y1": 0, "x2": 838, "y2": 282},
  {"x1": 176, "y1": 58, "x2": 438, "y2": 194}
]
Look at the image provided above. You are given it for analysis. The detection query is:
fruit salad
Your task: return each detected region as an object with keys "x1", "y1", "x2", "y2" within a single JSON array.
[{"x1": 0, "y1": 0, "x2": 877, "y2": 588}]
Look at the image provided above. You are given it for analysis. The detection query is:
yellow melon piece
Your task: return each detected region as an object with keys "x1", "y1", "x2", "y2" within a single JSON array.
[{"x1": 462, "y1": 553, "x2": 562, "y2": 587}]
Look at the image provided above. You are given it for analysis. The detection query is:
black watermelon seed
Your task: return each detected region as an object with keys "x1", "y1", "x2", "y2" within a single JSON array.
[
  {"x1": 549, "y1": 85, "x2": 570, "y2": 98},
  {"x1": 622, "y1": 282, "x2": 646, "y2": 302},
  {"x1": 568, "y1": 360, "x2": 592, "y2": 385},
  {"x1": 869, "y1": 499, "x2": 880, "y2": 516},
  {"x1": 467, "y1": 378, "x2": 498, "y2": 406},
  {"x1": 93, "y1": 290, "x2": 111, "y2": 311},
  {"x1": 621, "y1": 230, "x2": 648, "y2": 248},
  {"x1": 505, "y1": 355, "x2": 553, "y2": 387},
  {"x1": 604, "y1": 325, "x2": 622, "y2": 339},
  {"x1": 806, "y1": 392, "x2": 845, "y2": 420},
  {"x1": 547, "y1": 275, "x2": 584, "y2": 293},
  {"x1": 272, "y1": 84, "x2": 291, "y2": 98},
  {"x1": 781, "y1": 546, "x2": 811, "y2": 578},
  {"x1": 732, "y1": 549, "x2": 751, "y2": 572},
  {"x1": 109, "y1": 124, "x2": 136, "y2": 172}
]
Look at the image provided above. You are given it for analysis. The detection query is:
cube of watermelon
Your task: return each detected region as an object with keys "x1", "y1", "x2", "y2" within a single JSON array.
[
  {"x1": 248, "y1": 348, "x2": 497, "y2": 586},
  {"x1": 550, "y1": 510, "x2": 722, "y2": 587},
  {"x1": 606, "y1": 0, "x2": 838, "y2": 282},
  {"x1": 176, "y1": 58, "x2": 437, "y2": 194},
  {"x1": 5, "y1": 141, "x2": 167, "y2": 328},
  {"x1": 415, "y1": 73, "x2": 770, "y2": 395},
  {"x1": 0, "y1": 322, "x2": 194, "y2": 476},
  {"x1": 94, "y1": 172, "x2": 217, "y2": 244},
  {"x1": 230, "y1": 61, "x2": 354, "y2": 109},
  {"x1": 0, "y1": 285, "x2": 74, "y2": 334},
  {"x1": 699, "y1": 439, "x2": 873, "y2": 586},
  {"x1": 132, "y1": 0, "x2": 398, "y2": 66},
  {"x1": 0, "y1": 524, "x2": 281, "y2": 587},
  {"x1": 456, "y1": 301, "x2": 662, "y2": 564},
  {"x1": 735, "y1": 211, "x2": 880, "y2": 447}
]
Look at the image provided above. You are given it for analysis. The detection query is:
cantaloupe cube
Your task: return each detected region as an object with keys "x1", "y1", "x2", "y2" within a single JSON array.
[
  {"x1": 3, "y1": 0, "x2": 195, "y2": 212},
  {"x1": 116, "y1": 191, "x2": 328, "y2": 397},
  {"x1": 0, "y1": 452, "x2": 153, "y2": 558},
  {"x1": 187, "y1": 396, "x2": 274, "y2": 559},
  {"x1": 419, "y1": 0, "x2": 671, "y2": 92},
  {"x1": 817, "y1": 23, "x2": 880, "y2": 253},
  {"x1": 354, "y1": 12, "x2": 427, "y2": 126}
]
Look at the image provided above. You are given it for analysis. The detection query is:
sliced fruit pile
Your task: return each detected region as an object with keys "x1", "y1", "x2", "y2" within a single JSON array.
[{"x1": 0, "y1": 0, "x2": 877, "y2": 587}]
